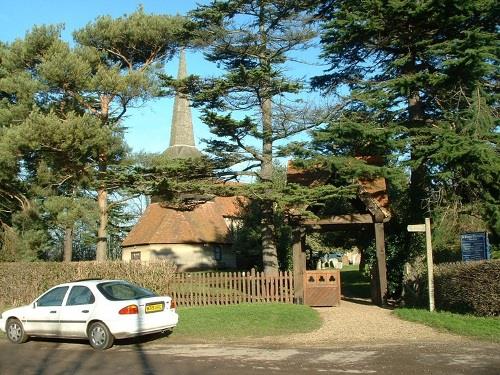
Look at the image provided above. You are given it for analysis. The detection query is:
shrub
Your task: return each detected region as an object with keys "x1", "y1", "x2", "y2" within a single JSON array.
[
  {"x1": 403, "y1": 259, "x2": 500, "y2": 316},
  {"x1": 0, "y1": 261, "x2": 176, "y2": 308},
  {"x1": 434, "y1": 260, "x2": 500, "y2": 316}
]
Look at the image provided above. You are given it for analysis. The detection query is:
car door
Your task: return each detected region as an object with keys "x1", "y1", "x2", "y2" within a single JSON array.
[
  {"x1": 59, "y1": 285, "x2": 96, "y2": 337},
  {"x1": 25, "y1": 286, "x2": 69, "y2": 336}
]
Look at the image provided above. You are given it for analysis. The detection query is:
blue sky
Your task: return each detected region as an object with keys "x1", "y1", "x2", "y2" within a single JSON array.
[{"x1": 0, "y1": 0, "x2": 325, "y2": 154}]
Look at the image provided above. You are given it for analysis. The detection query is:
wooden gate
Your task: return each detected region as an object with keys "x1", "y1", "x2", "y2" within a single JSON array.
[{"x1": 303, "y1": 270, "x2": 341, "y2": 307}]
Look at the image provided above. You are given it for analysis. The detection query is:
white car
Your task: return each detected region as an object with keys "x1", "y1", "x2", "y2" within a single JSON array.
[{"x1": 0, "y1": 279, "x2": 178, "y2": 350}]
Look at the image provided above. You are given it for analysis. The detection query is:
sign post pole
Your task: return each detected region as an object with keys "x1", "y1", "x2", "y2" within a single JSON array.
[
  {"x1": 425, "y1": 218, "x2": 435, "y2": 312},
  {"x1": 407, "y1": 218, "x2": 434, "y2": 312}
]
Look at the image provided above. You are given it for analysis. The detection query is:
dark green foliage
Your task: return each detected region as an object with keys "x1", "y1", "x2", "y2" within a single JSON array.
[
  {"x1": 73, "y1": 7, "x2": 186, "y2": 69},
  {"x1": 181, "y1": 0, "x2": 325, "y2": 273},
  {"x1": 311, "y1": 0, "x2": 498, "y2": 220},
  {"x1": 0, "y1": 9, "x2": 198, "y2": 261},
  {"x1": 312, "y1": 0, "x2": 499, "y2": 115},
  {"x1": 404, "y1": 260, "x2": 500, "y2": 316},
  {"x1": 0, "y1": 26, "x2": 60, "y2": 227},
  {"x1": 340, "y1": 266, "x2": 371, "y2": 299},
  {"x1": 1, "y1": 1, "x2": 497, "y2": 274},
  {"x1": 69, "y1": 10, "x2": 194, "y2": 260},
  {"x1": 232, "y1": 200, "x2": 293, "y2": 271},
  {"x1": 363, "y1": 231, "x2": 424, "y2": 298},
  {"x1": 424, "y1": 90, "x2": 499, "y2": 241},
  {"x1": 299, "y1": 0, "x2": 499, "y2": 295},
  {"x1": 131, "y1": 152, "x2": 215, "y2": 199},
  {"x1": 186, "y1": 0, "x2": 318, "y2": 181}
]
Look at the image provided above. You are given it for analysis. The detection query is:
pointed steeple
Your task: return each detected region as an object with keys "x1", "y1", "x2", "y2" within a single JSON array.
[{"x1": 164, "y1": 48, "x2": 202, "y2": 159}]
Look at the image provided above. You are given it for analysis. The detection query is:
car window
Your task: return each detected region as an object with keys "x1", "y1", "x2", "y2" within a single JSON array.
[
  {"x1": 97, "y1": 282, "x2": 156, "y2": 301},
  {"x1": 37, "y1": 286, "x2": 69, "y2": 307},
  {"x1": 67, "y1": 286, "x2": 95, "y2": 306}
]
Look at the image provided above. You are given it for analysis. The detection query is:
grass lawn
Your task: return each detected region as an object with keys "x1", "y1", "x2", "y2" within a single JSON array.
[
  {"x1": 0, "y1": 303, "x2": 321, "y2": 342},
  {"x1": 394, "y1": 308, "x2": 500, "y2": 343},
  {"x1": 340, "y1": 264, "x2": 371, "y2": 299},
  {"x1": 170, "y1": 303, "x2": 322, "y2": 341}
]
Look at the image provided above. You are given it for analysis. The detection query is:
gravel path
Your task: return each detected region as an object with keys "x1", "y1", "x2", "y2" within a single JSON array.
[{"x1": 250, "y1": 298, "x2": 465, "y2": 347}]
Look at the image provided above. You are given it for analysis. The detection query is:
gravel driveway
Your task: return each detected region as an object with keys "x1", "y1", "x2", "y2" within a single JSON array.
[{"x1": 250, "y1": 298, "x2": 465, "y2": 347}]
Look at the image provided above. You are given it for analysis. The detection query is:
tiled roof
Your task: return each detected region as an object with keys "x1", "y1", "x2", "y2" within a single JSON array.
[
  {"x1": 286, "y1": 159, "x2": 390, "y2": 216},
  {"x1": 358, "y1": 177, "x2": 390, "y2": 210},
  {"x1": 122, "y1": 196, "x2": 246, "y2": 247},
  {"x1": 286, "y1": 163, "x2": 330, "y2": 187}
]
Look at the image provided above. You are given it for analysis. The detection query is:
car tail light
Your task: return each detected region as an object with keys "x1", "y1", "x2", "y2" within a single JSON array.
[
  {"x1": 119, "y1": 304, "x2": 139, "y2": 315},
  {"x1": 170, "y1": 300, "x2": 177, "y2": 309}
]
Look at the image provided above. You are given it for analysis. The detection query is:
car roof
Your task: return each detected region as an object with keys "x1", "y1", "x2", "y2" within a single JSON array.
[{"x1": 56, "y1": 279, "x2": 126, "y2": 287}]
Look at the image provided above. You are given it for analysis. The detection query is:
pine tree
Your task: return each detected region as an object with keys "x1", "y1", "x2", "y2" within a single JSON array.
[
  {"x1": 65, "y1": 9, "x2": 188, "y2": 260},
  {"x1": 0, "y1": 26, "x2": 61, "y2": 229},
  {"x1": 307, "y1": 0, "x2": 498, "y2": 255},
  {"x1": 0, "y1": 10, "x2": 193, "y2": 261},
  {"x1": 184, "y1": 0, "x2": 321, "y2": 274}
]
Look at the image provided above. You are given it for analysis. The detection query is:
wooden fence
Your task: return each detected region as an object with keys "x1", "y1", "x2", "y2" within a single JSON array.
[{"x1": 167, "y1": 269, "x2": 295, "y2": 307}]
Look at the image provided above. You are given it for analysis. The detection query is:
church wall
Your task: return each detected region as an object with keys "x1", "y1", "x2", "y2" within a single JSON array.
[{"x1": 122, "y1": 243, "x2": 236, "y2": 272}]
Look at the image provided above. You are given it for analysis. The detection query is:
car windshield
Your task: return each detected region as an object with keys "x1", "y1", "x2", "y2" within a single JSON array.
[{"x1": 97, "y1": 281, "x2": 157, "y2": 301}]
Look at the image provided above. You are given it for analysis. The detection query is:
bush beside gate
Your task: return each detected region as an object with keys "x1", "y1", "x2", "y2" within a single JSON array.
[{"x1": 404, "y1": 259, "x2": 500, "y2": 316}]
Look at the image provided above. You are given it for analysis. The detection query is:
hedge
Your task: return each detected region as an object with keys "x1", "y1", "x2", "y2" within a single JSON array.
[
  {"x1": 0, "y1": 261, "x2": 176, "y2": 309},
  {"x1": 404, "y1": 259, "x2": 500, "y2": 316}
]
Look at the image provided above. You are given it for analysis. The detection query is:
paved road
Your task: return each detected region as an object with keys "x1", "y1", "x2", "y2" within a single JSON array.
[{"x1": 1, "y1": 338, "x2": 499, "y2": 375}]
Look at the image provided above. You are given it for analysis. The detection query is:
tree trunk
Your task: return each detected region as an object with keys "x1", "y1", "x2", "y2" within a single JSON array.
[
  {"x1": 95, "y1": 95, "x2": 111, "y2": 262},
  {"x1": 258, "y1": 3, "x2": 279, "y2": 275},
  {"x1": 63, "y1": 226, "x2": 73, "y2": 262},
  {"x1": 292, "y1": 226, "x2": 306, "y2": 303},
  {"x1": 261, "y1": 203, "x2": 279, "y2": 275},
  {"x1": 260, "y1": 93, "x2": 279, "y2": 275},
  {"x1": 408, "y1": 70, "x2": 426, "y2": 220},
  {"x1": 260, "y1": 97, "x2": 278, "y2": 275},
  {"x1": 96, "y1": 186, "x2": 108, "y2": 261}
]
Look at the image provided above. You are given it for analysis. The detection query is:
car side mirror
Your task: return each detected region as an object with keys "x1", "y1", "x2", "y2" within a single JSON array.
[{"x1": 33, "y1": 302, "x2": 37, "y2": 309}]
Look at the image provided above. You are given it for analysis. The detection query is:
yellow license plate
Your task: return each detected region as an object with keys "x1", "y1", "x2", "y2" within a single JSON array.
[{"x1": 145, "y1": 303, "x2": 164, "y2": 313}]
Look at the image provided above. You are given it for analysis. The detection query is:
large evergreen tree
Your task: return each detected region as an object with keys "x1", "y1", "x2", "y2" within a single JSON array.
[
  {"x1": 185, "y1": 0, "x2": 325, "y2": 274},
  {"x1": 0, "y1": 26, "x2": 59, "y2": 230},
  {"x1": 309, "y1": 0, "x2": 498, "y2": 251},
  {"x1": 0, "y1": 9, "x2": 196, "y2": 261},
  {"x1": 69, "y1": 9, "x2": 188, "y2": 260},
  {"x1": 0, "y1": 26, "x2": 122, "y2": 260}
]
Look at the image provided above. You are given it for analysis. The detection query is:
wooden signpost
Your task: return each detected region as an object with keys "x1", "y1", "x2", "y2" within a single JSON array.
[{"x1": 407, "y1": 218, "x2": 435, "y2": 312}]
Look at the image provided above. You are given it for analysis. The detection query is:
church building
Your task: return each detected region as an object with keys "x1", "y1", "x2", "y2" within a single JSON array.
[{"x1": 121, "y1": 50, "x2": 243, "y2": 271}]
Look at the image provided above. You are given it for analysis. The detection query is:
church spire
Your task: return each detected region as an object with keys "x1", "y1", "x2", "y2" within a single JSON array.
[{"x1": 165, "y1": 48, "x2": 202, "y2": 158}]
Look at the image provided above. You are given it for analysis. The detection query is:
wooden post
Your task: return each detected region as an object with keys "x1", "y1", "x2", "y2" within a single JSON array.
[
  {"x1": 407, "y1": 219, "x2": 435, "y2": 312},
  {"x1": 292, "y1": 226, "x2": 305, "y2": 304},
  {"x1": 251, "y1": 268, "x2": 256, "y2": 302},
  {"x1": 425, "y1": 218, "x2": 435, "y2": 312},
  {"x1": 374, "y1": 222, "x2": 388, "y2": 306}
]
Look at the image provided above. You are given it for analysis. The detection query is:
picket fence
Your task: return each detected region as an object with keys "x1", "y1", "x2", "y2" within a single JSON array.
[{"x1": 166, "y1": 269, "x2": 295, "y2": 307}]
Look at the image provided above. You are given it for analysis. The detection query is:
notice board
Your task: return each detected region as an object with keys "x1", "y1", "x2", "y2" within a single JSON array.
[{"x1": 461, "y1": 232, "x2": 490, "y2": 261}]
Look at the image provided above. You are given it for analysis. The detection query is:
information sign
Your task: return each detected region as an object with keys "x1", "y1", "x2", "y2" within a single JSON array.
[{"x1": 461, "y1": 232, "x2": 490, "y2": 261}]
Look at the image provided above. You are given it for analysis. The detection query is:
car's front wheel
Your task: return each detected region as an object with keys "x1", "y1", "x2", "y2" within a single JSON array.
[
  {"x1": 88, "y1": 321, "x2": 114, "y2": 350},
  {"x1": 6, "y1": 318, "x2": 28, "y2": 344}
]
